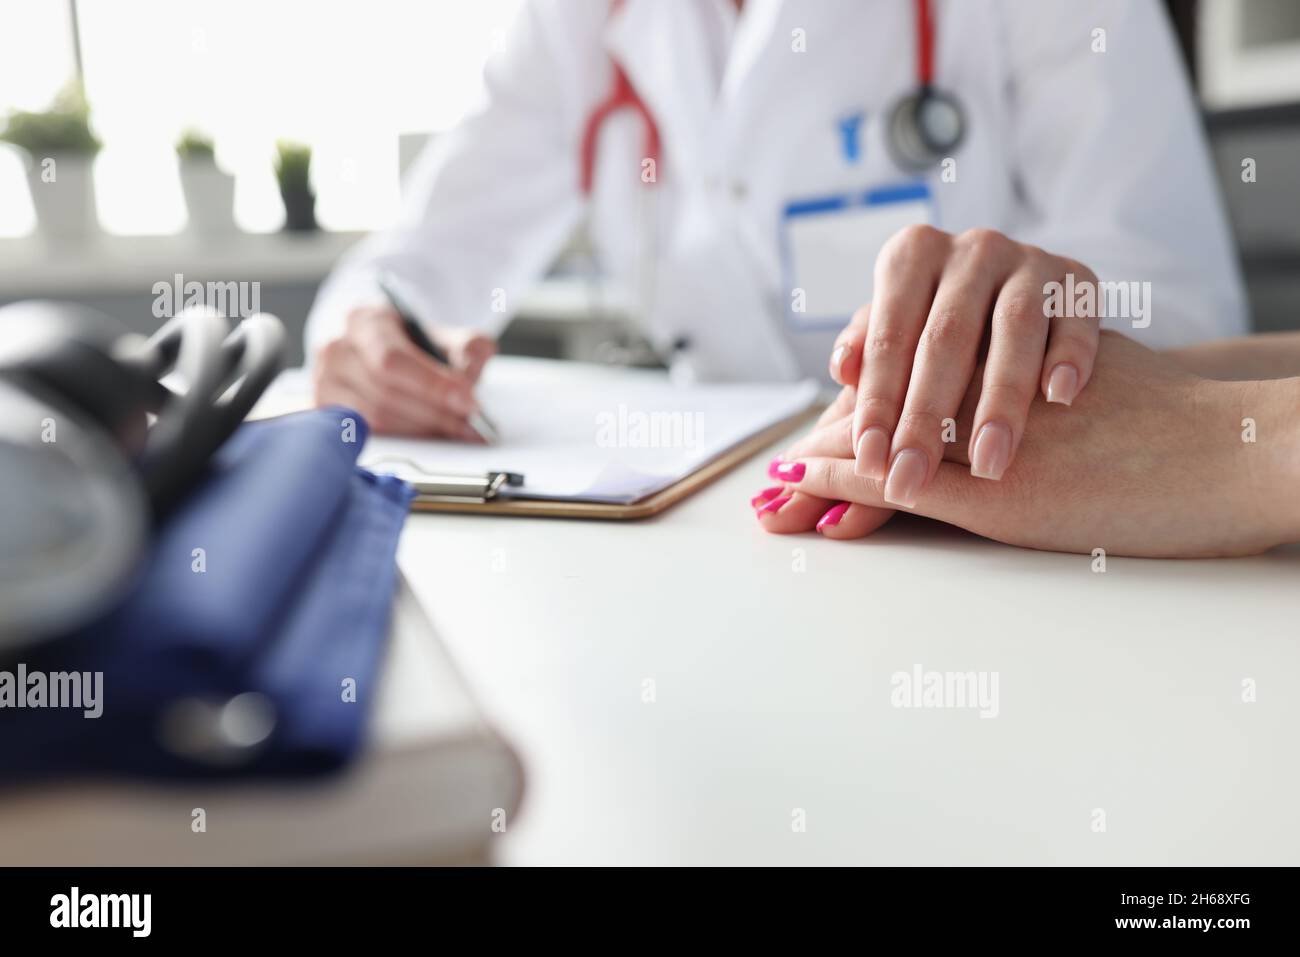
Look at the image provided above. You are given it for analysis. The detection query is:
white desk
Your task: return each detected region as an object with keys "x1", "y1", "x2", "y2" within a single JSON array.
[{"x1": 397, "y1": 434, "x2": 1300, "y2": 866}]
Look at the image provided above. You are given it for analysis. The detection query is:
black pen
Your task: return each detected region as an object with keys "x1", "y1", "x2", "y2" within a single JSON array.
[{"x1": 377, "y1": 273, "x2": 499, "y2": 442}]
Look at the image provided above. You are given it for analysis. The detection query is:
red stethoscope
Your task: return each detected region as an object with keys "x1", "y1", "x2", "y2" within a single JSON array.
[{"x1": 578, "y1": 0, "x2": 965, "y2": 193}]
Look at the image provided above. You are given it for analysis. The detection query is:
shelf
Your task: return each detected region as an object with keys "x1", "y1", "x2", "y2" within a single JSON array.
[
  {"x1": 0, "y1": 231, "x2": 632, "y2": 330},
  {"x1": 0, "y1": 230, "x2": 364, "y2": 298}
]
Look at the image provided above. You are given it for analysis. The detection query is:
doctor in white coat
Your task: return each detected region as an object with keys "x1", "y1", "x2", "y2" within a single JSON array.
[{"x1": 307, "y1": 0, "x2": 1245, "y2": 497}]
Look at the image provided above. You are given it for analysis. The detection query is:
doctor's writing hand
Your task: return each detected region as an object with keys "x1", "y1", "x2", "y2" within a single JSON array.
[
  {"x1": 829, "y1": 225, "x2": 1100, "y2": 509},
  {"x1": 312, "y1": 305, "x2": 495, "y2": 438}
]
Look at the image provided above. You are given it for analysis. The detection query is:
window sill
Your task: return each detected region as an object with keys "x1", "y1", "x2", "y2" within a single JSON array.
[{"x1": 0, "y1": 230, "x2": 365, "y2": 299}]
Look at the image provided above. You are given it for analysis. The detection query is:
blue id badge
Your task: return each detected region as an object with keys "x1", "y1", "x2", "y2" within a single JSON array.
[{"x1": 780, "y1": 181, "x2": 935, "y2": 330}]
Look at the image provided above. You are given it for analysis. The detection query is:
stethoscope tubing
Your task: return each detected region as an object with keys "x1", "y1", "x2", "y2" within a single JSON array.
[
  {"x1": 575, "y1": 0, "x2": 964, "y2": 347},
  {"x1": 578, "y1": 0, "x2": 958, "y2": 195},
  {"x1": 137, "y1": 310, "x2": 286, "y2": 513}
]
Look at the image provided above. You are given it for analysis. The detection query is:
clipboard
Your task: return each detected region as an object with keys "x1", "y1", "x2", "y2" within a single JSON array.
[{"x1": 394, "y1": 404, "x2": 819, "y2": 521}]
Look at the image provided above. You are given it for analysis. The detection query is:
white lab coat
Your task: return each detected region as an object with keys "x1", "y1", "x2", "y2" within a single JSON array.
[{"x1": 306, "y1": 0, "x2": 1247, "y2": 382}]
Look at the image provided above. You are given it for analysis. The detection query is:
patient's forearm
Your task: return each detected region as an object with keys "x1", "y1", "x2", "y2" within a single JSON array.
[
  {"x1": 1166, "y1": 331, "x2": 1300, "y2": 380},
  {"x1": 1253, "y1": 376, "x2": 1300, "y2": 544}
]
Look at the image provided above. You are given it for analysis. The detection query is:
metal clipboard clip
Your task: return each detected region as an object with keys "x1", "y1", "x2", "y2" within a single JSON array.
[{"x1": 365, "y1": 456, "x2": 525, "y2": 504}]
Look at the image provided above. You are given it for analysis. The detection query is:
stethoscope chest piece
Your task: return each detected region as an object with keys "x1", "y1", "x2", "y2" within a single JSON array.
[
  {"x1": 886, "y1": 0, "x2": 966, "y2": 174},
  {"x1": 886, "y1": 86, "x2": 965, "y2": 173}
]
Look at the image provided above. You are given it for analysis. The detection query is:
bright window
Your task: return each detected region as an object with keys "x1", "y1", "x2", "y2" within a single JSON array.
[{"x1": 0, "y1": 0, "x2": 524, "y2": 237}]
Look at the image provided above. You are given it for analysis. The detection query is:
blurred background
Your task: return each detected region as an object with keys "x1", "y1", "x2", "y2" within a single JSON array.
[{"x1": 1, "y1": 0, "x2": 1298, "y2": 365}]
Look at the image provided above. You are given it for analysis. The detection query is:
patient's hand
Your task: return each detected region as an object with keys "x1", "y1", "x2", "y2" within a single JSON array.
[
  {"x1": 753, "y1": 385, "x2": 901, "y2": 539},
  {"x1": 757, "y1": 332, "x2": 1297, "y2": 558}
]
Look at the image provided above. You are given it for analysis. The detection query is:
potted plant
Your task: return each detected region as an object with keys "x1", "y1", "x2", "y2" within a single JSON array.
[
  {"x1": 0, "y1": 82, "x2": 101, "y2": 243},
  {"x1": 176, "y1": 128, "x2": 237, "y2": 239},
  {"x1": 274, "y1": 139, "x2": 317, "y2": 232}
]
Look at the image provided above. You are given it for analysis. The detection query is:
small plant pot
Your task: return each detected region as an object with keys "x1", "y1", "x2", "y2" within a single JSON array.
[
  {"x1": 25, "y1": 152, "x2": 98, "y2": 243},
  {"x1": 280, "y1": 187, "x2": 317, "y2": 232},
  {"x1": 179, "y1": 161, "x2": 237, "y2": 239}
]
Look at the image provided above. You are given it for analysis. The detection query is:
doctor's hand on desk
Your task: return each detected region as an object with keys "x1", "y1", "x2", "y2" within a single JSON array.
[
  {"x1": 758, "y1": 332, "x2": 1300, "y2": 558},
  {"x1": 829, "y1": 225, "x2": 1101, "y2": 506},
  {"x1": 311, "y1": 305, "x2": 495, "y2": 438}
]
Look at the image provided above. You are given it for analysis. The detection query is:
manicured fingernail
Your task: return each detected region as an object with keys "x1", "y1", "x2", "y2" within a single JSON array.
[
  {"x1": 970, "y1": 421, "x2": 1013, "y2": 481},
  {"x1": 829, "y1": 345, "x2": 848, "y2": 383},
  {"x1": 816, "y1": 502, "x2": 849, "y2": 532},
  {"x1": 448, "y1": 391, "x2": 475, "y2": 415},
  {"x1": 750, "y1": 486, "x2": 783, "y2": 508},
  {"x1": 757, "y1": 494, "x2": 792, "y2": 516},
  {"x1": 854, "y1": 426, "x2": 890, "y2": 479},
  {"x1": 1046, "y1": 363, "x2": 1079, "y2": 406},
  {"x1": 768, "y1": 460, "x2": 805, "y2": 482},
  {"x1": 882, "y1": 448, "x2": 927, "y2": 509}
]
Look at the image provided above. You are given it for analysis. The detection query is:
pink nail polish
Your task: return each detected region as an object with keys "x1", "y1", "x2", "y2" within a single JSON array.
[
  {"x1": 768, "y1": 460, "x2": 805, "y2": 482},
  {"x1": 750, "y1": 486, "x2": 783, "y2": 509},
  {"x1": 854, "y1": 427, "x2": 890, "y2": 479},
  {"x1": 816, "y1": 502, "x2": 849, "y2": 532},
  {"x1": 970, "y1": 421, "x2": 1012, "y2": 481},
  {"x1": 882, "y1": 449, "x2": 927, "y2": 509},
  {"x1": 1046, "y1": 363, "x2": 1079, "y2": 406},
  {"x1": 757, "y1": 494, "x2": 792, "y2": 516}
]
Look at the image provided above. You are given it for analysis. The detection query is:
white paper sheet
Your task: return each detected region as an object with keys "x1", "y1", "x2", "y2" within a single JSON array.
[{"x1": 361, "y1": 357, "x2": 818, "y2": 504}]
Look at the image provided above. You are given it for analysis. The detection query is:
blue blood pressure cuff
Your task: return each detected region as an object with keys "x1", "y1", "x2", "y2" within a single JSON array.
[{"x1": 0, "y1": 407, "x2": 415, "y2": 780}]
